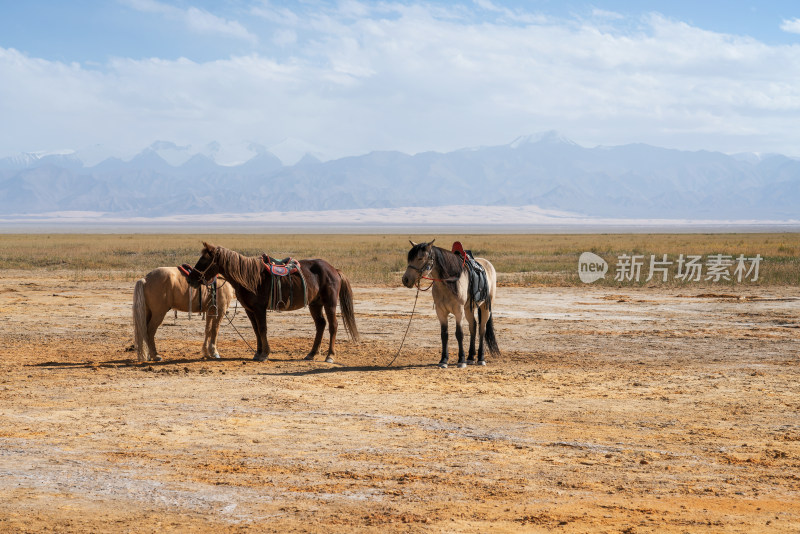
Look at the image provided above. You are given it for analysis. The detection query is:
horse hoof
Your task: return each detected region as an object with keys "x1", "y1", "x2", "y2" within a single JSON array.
[
  {"x1": 153, "y1": 355, "x2": 163, "y2": 362},
  {"x1": 478, "y1": 361, "x2": 486, "y2": 366},
  {"x1": 325, "y1": 356, "x2": 334, "y2": 364},
  {"x1": 304, "y1": 354, "x2": 315, "y2": 361},
  {"x1": 253, "y1": 354, "x2": 268, "y2": 362},
  {"x1": 438, "y1": 363, "x2": 448, "y2": 369},
  {"x1": 458, "y1": 362, "x2": 467, "y2": 368}
]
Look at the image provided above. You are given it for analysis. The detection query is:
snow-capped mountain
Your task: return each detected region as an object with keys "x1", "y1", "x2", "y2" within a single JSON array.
[{"x1": 0, "y1": 132, "x2": 798, "y2": 220}]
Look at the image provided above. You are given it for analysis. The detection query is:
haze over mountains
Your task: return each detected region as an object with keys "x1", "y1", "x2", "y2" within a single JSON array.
[{"x1": 0, "y1": 132, "x2": 798, "y2": 221}]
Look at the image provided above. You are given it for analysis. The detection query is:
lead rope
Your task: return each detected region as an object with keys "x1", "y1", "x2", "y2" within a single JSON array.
[
  {"x1": 387, "y1": 285, "x2": 421, "y2": 367},
  {"x1": 222, "y1": 300, "x2": 256, "y2": 354}
]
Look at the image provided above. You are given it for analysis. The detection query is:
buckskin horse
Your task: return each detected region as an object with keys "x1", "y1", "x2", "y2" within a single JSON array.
[
  {"x1": 188, "y1": 242, "x2": 359, "y2": 363},
  {"x1": 132, "y1": 266, "x2": 235, "y2": 362},
  {"x1": 402, "y1": 240, "x2": 499, "y2": 368}
]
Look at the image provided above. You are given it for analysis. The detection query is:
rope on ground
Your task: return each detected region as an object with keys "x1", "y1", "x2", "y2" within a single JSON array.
[
  {"x1": 222, "y1": 300, "x2": 256, "y2": 354},
  {"x1": 387, "y1": 286, "x2": 421, "y2": 367}
]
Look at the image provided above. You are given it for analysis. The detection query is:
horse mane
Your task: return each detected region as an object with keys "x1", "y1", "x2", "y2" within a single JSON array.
[
  {"x1": 432, "y1": 245, "x2": 465, "y2": 294},
  {"x1": 213, "y1": 246, "x2": 263, "y2": 294}
]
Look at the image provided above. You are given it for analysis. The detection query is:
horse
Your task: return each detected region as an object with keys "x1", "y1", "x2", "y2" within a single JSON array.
[
  {"x1": 132, "y1": 266, "x2": 235, "y2": 362},
  {"x1": 402, "y1": 240, "x2": 499, "y2": 368},
  {"x1": 188, "y1": 242, "x2": 359, "y2": 363}
]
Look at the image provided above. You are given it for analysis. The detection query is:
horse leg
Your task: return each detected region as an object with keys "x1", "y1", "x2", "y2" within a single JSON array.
[
  {"x1": 436, "y1": 306, "x2": 450, "y2": 368},
  {"x1": 203, "y1": 313, "x2": 221, "y2": 359},
  {"x1": 245, "y1": 309, "x2": 260, "y2": 356},
  {"x1": 246, "y1": 309, "x2": 270, "y2": 361},
  {"x1": 477, "y1": 305, "x2": 488, "y2": 365},
  {"x1": 257, "y1": 308, "x2": 270, "y2": 361},
  {"x1": 305, "y1": 304, "x2": 325, "y2": 361},
  {"x1": 323, "y1": 301, "x2": 338, "y2": 364},
  {"x1": 438, "y1": 322, "x2": 450, "y2": 368},
  {"x1": 146, "y1": 309, "x2": 167, "y2": 362},
  {"x1": 466, "y1": 305, "x2": 477, "y2": 363},
  {"x1": 453, "y1": 307, "x2": 467, "y2": 368}
]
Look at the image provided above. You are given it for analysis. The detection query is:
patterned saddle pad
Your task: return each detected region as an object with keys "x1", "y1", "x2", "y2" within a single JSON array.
[{"x1": 261, "y1": 254, "x2": 300, "y2": 277}]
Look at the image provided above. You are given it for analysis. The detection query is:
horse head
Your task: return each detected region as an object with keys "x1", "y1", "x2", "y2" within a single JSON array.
[
  {"x1": 402, "y1": 239, "x2": 435, "y2": 288},
  {"x1": 189, "y1": 242, "x2": 220, "y2": 285}
]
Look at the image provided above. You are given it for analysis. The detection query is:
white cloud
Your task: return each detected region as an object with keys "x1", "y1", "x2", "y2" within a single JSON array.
[
  {"x1": 272, "y1": 28, "x2": 297, "y2": 47},
  {"x1": 4, "y1": 3, "x2": 800, "y2": 159},
  {"x1": 123, "y1": 0, "x2": 258, "y2": 43},
  {"x1": 184, "y1": 7, "x2": 257, "y2": 43},
  {"x1": 591, "y1": 8, "x2": 624, "y2": 20},
  {"x1": 780, "y1": 18, "x2": 800, "y2": 34}
]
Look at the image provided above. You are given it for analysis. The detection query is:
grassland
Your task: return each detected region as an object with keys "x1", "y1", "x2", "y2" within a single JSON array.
[{"x1": 0, "y1": 233, "x2": 797, "y2": 286}]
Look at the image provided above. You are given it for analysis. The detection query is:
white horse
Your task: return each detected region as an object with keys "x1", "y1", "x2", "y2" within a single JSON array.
[
  {"x1": 402, "y1": 240, "x2": 499, "y2": 368},
  {"x1": 132, "y1": 267, "x2": 235, "y2": 362}
]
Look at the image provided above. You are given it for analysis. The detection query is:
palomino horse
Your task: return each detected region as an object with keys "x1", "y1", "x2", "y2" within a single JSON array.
[
  {"x1": 188, "y1": 242, "x2": 359, "y2": 363},
  {"x1": 402, "y1": 240, "x2": 499, "y2": 368},
  {"x1": 133, "y1": 267, "x2": 235, "y2": 362}
]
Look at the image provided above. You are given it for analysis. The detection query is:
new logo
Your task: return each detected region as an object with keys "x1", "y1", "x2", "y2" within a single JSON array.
[{"x1": 578, "y1": 252, "x2": 608, "y2": 283}]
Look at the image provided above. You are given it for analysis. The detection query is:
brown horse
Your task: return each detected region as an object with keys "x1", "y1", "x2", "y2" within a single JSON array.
[
  {"x1": 188, "y1": 242, "x2": 359, "y2": 363},
  {"x1": 133, "y1": 267, "x2": 235, "y2": 362}
]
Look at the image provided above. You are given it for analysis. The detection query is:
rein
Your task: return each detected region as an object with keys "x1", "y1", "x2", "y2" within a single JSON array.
[{"x1": 411, "y1": 247, "x2": 466, "y2": 287}]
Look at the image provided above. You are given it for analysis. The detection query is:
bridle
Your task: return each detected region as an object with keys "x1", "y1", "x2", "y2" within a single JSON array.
[
  {"x1": 406, "y1": 247, "x2": 464, "y2": 290},
  {"x1": 193, "y1": 252, "x2": 218, "y2": 285},
  {"x1": 407, "y1": 261, "x2": 435, "y2": 290}
]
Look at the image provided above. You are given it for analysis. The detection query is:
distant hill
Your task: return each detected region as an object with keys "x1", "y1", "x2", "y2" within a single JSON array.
[{"x1": 0, "y1": 131, "x2": 797, "y2": 219}]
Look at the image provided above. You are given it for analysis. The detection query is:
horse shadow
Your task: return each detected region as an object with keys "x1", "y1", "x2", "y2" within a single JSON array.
[
  {"x1": 255, "y1": 362, "x2": 432, "y2": 377},
  {"x1": 32, "y1": 356, "x2": 227, "y2": 369},
  {"x1": 32, "y1": 357, "x2": 432, "y2": 374}
]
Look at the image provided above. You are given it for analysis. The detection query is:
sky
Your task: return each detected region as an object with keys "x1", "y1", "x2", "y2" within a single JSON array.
[{"x1": 2, "y1": 0, "x2": 800, "y2": 163}]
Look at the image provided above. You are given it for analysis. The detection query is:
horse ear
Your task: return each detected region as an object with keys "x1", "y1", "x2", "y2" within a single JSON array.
[
  {"x1": 427, "y1": 239, "x2": 436, "y2": 247},
  {"x1": 409, "y1": 240, "x2": 418, "y2": 247},
  {"x1": 202, "y1": 241, "x2": 215, "y2": 253}
]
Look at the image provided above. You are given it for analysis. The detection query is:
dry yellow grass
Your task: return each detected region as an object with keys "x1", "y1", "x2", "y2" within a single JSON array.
[{"x1": 0, "y1": 233, "x2": 797, "y2": 286}]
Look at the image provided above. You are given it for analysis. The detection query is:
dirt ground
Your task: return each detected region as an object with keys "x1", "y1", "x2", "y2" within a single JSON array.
[{"x1": 0, "y1": 269, "x2": 799, "y2": 533}]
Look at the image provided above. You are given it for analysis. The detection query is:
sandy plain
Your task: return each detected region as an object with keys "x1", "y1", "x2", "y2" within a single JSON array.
[{"x1": 0, "y1": 269, "x2": 798, "y2": 533}]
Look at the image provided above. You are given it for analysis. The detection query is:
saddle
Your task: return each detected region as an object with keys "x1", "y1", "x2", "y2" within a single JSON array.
[
  {"x1": 451, "y1": 242, "x2": 489, "y2": 306},
  {"x1": 261, "y1": 254, "x2": 307, "y2": 310},
  {"x1": 261, "y1": 255, "x2": 300, "y2": 276},
  {"x1": 178, "y1": 263, "x2": 199, "y2": 284}
]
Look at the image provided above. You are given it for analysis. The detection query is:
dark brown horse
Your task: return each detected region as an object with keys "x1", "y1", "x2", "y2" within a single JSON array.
[{"x1": 188, "y1": 242, "x2": 359, "y2": 363}]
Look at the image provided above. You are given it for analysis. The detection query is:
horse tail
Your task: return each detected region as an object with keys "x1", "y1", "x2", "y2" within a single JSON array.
[
  {"x1": 484, "y1": 300, "x2": 500, "y2": 357},
  {"x1": 337, "y1": 270, "x2": 360, "y2": 342},
  {"x1": 132, "y1": 278, "x2": 149, "y2": 361}
]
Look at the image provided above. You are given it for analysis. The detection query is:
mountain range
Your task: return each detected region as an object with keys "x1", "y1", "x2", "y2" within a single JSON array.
[{"x1": 1, "y1": 132, "x2": 798, "y2": 220}]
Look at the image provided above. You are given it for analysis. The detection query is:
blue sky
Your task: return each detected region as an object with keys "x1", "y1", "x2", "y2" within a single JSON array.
[{"x1": 2, "y1": 0, "x2": 800, "y2": 163}]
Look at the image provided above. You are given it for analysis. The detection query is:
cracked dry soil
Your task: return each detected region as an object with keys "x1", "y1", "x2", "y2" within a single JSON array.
[{"x1": 0, "y1": 270, "x2": 799, "y2": 533}]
